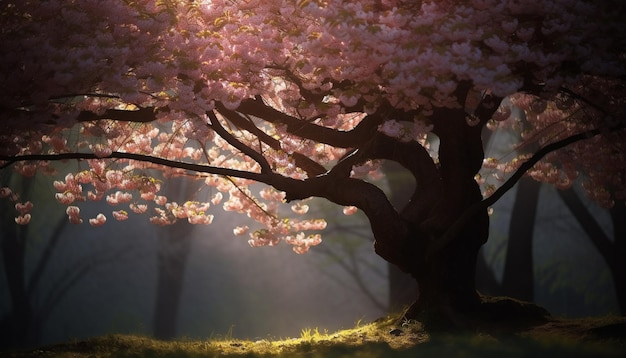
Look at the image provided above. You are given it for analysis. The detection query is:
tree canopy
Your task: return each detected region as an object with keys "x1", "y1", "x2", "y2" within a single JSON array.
[{"x1": 1, "y1": 0, "x2": 624, "y2": 262}]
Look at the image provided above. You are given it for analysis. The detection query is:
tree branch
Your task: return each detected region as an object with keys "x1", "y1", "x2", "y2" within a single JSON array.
[
  {"x1": 0, "y1": 151, "x2": 269, "y2": 182},
  {"x1": 207, "y1": 110, "x2": 273, "y2": 174},
  {"x1": 363, "y1": 133, "x2": 442, "y2": 223},
  {"x1": 270, "y1": 173, "x2": 409, "y2": 268},
  {"x1": 428, "y1": 123, "x2": 625, "y2": 259},
  {"x1": 236, "y1": 97, "x2": 384, "y2": 148},
  {"x1": 76, "y1": 106, "x2": 161, "y2": 123},
  {"x1": 215, "y1": 105, "x2": 327, "y2": 176}
]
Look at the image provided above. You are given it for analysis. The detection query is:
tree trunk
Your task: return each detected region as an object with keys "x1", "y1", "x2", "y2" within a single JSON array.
[
  {"x1": 609, "y1": 200, "x2": 626, "y2": 315},
  {"x1": 272, "y1": 96, "x2": 506, "y2": 327},
  {"x1": 475, "y1": 250, "x2": 502, "y2": 296},
  {"x1": 558, "y1": 188, "x2": 626, "y2": 315},
  {"x1": 383, "y1": 161, "x2": 419, "y2": 313},
  {"x1": 501, "y1": 177, "x2": 541, "y2": 302},
  {"x1": 398, "y1": 105, "x2": 491, "y2": 325},
  {"x1": 153, "y1": 179, "x2": 195, "y2": 340},
  {"x1": 0, "y1": 178, "x2": 37, "y2": 349},
  {"x1": 402, "y1": 183, "x2": 487, "y2": 326},
  {"x1": 153, "y1": 227, "x2": 193, "y2": 340},
  {"x1": 0, "y1": 223, "x2": 33, "y2": 348}
]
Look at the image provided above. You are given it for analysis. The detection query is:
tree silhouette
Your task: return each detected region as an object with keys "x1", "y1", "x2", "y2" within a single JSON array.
[
  {"x1": 558, "y1": 189, "x2": 626, "y2": 315},
  {"x1": 0, "y1": 174, "x2": 135, "y2": 348}
]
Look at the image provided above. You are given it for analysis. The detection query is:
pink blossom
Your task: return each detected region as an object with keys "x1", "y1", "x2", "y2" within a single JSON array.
[
  {"x1": 188, "y1": 214, "x2": 214, "y2": 225},
  {"x1": 0, "y1": 187, "x2": 12, "y2": 198},
  {"x1": 483, "y1": 35, "x2": 509, "y2": 53},
  {"x1": 129, "y1": 203, "x2": 148, "y2": 214},
  {"x1": 211, "y1": 192, "x2": 223, "y2": 205},
  {"x1": 291, "y1": 203, "x2": 309, "y2": 215},
  {"x1": 15, "y1": 214, "x2": 32, "y2": 225},
  {"x1": 338, "y1": 94, "x2": 359, "y2": 107},
  {"x1": 343, "y1": 206, "x2": 358, "y2": 215},
  {"x1": 112, "y1": 210, "x2": 129, "y2": 221},
  {"x1": 90, "y1": 143, "x2": 113, "y2": 158},
  {"x1": 154, "y1": 195, "x2": 167, "y2": 206},
  {"x1": 66, "y1": 206, "x2": 83, "y2": 224},
  {"x1": 16, "y1": 164, "x2": 37, "y2": 177},
  {"x1": 15, "y1": 201, "x2": 33, "y2": 215},
  {"x1": 55, "y1": 192, "x2": 76, "y2": 205},
  {"x1": 106, "y1": 191, "x2": 132, "y2": 205},
  {"x1": 89, "y1": 213, "x2": 107, "y2": 227},
  {"x1": 233, "y1": 226, "x2": 249, "y2": 236}
]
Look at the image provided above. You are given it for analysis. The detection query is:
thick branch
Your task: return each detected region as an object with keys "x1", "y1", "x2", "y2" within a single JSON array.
[
  {"x1": 362, "y1": 133, "x2": 442, "y2": 223},
  {"x1": 270, "y1": 173, "x2": 409, "y2": 268},
  {"x1": 76, "y1": 106, "x2": 160, "y2": 123},
  {"x1": 236, "y1": 97, "x2": 383, "y2": 148}
]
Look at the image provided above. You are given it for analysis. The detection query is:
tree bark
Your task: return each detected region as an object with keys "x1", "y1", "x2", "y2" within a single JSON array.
[
  {"x1": 475, "y1": 251, "x2": 502, "y2": 296},
  {"x1": 398, "y1": 106, "x2": 491, "y2": 324},
  {"x1": 501, "y1": 177, "x2": 541, "y2": 302}
]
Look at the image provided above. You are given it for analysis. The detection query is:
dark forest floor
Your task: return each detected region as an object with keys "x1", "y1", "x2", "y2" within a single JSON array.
[{"x1": 3, "y1": 298, "x2": 625, "y2": 357}]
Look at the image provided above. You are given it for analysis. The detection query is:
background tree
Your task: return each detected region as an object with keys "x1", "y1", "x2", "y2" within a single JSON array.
[
  {"x1": 0, "y1": 171, "x2": 136, "y2": 348},
  {"x1": 1, "y1": 1, "x2": 624, "y2": 326},
  {"x1": 558, "y1": 188, "x2": 626, "y2": 315},
  {"x1": 153, "y1": 177, "x2": 197, "y2": 340}
]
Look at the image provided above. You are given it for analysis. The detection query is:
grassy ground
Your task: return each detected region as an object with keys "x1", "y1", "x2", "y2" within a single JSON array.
[{"x1": 3, "y1": 312, "x2": 626, "y2": 357}]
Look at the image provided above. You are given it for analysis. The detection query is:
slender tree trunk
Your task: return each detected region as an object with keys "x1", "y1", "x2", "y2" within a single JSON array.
[
  {"x1": 153, "y1": 179, "x2": 195, "y2": 340},
  {"x1": 501, "y1": 177, "x2": 541, "y2": 302},
  {"x1": 0, "y1": 178, "x2": 37, "y2": 348},
  {"x1": 0, "y1": 223, "x2": 33, "y2": 348},
  {"x1": 153, "y1": 227, "x2": 193, "y2": 339},
  {"x1": 609, "y1": 200, "x2": 626, "y2": 315},
  {"x1": 558, "y1": 188, "x2": 626, "y2": 315}
]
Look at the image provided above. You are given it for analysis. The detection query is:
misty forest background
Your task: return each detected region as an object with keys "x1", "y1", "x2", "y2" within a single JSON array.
[{"x1": 0, "y1": 130, "x2": 621, "y2": 349}]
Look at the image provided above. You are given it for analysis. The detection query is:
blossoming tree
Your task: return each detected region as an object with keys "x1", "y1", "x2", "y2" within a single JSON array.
[{"x1": 1, "y1": 0, "x2": 624, "y2": 323}]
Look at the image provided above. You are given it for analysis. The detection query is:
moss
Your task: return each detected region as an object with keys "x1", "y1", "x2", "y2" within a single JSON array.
[{"x1": 2, "y1": 314, "x2": 625, "y2": 358}]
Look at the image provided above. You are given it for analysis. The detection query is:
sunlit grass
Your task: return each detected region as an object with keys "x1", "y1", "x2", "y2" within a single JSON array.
[{"x1": 3, "y1": 315, "x2": 625, "y2": 357}]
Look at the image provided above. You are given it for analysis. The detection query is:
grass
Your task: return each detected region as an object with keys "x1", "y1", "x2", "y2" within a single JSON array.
[{"x1": 3, "y1": 314, "x2": 625, "y2": 357}]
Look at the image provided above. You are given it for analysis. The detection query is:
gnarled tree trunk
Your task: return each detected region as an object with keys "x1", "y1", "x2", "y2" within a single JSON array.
[
  {"x1": 385, "y1": 104, "x2": 492, "y2": 324},
  {"x1": 270, "y1": 92, "x2": 503, "y2": 327}
]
